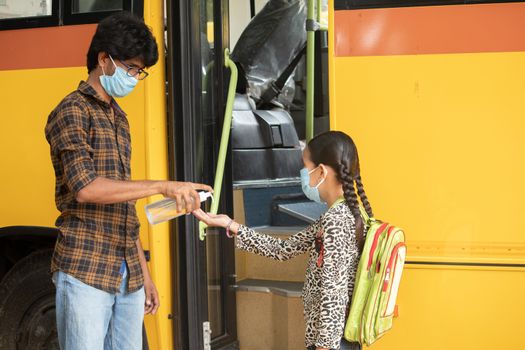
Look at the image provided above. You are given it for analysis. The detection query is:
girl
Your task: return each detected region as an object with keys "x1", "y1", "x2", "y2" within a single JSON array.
[{"x1": 193, "y1": 131, "x2": 373, "y2": 350}]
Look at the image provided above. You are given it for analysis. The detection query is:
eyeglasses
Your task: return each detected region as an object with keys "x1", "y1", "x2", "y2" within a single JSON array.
[{"x1": 119, "y1": 60, "x2": 149, "y2": 80}]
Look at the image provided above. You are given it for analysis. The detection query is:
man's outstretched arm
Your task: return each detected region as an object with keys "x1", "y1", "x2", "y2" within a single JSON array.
[{"x1": 77, "y1": 177, "x2": 213, "y2": 213}]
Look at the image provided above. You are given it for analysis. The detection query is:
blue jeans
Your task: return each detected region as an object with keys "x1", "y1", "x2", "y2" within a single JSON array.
[{"x1": 53, "y1": 263, "x2": 145, "y2": 350}]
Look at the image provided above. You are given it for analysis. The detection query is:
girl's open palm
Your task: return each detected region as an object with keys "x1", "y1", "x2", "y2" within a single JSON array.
[{"x1": 192, "y1": 209, "x2": 231, "y2": 228}]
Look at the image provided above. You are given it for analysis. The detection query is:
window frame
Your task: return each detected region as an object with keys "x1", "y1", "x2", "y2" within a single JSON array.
[{"x1": 0, "y1": 0, "x2": 143, "y2": 31}]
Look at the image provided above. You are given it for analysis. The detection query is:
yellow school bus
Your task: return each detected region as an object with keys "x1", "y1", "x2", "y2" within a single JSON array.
[
  {"x1": 329, "y1": 1, "x2": 525, "y2": 349},
  {"x1": 0, "y1": 0, "x2": 523, "y2": 349}
]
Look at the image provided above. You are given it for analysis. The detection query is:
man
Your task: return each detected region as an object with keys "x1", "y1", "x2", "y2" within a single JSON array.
[{"x1": 45, "y1": 12, "x2": 211, "y2": 349}]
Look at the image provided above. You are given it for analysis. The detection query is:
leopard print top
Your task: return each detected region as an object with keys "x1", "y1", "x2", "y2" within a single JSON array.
[{"x1": 236, "y1": 202, "x2": 360, "y2": 350}]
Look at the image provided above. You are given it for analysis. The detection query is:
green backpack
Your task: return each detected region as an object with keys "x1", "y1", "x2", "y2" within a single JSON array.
[{"x1": 344, "y1": 206, "x2": 407, "y2": 346}]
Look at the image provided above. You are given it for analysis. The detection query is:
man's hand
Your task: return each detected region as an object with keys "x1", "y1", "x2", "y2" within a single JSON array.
[
  {"x1": 144, "y1": 276, "x2": 160, "y2": 315},
  {"x1": 136, "y1": 238, "x2": 160, "y2": 315},
  {"x1": 161, "y1": 181, "x2": 213, "y2": 213}
]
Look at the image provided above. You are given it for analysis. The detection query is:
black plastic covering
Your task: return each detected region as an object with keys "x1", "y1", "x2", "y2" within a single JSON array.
[
  {"x1": 232, "y1": 95, "x2": 303, "y2": 182},
  {"x1": 231, "y1": 0, "x2": 307, "y2": 108}
]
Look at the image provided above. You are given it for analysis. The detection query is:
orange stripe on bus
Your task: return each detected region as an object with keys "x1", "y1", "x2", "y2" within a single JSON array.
[
  {"x1": 0, "y1": 24, "x2": 96, "y2": 71},
  {"x1": 334, "y1": 3, "x2": 525, "y2": 57}
]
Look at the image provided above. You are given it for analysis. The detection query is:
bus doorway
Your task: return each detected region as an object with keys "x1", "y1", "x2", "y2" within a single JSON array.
[
  {"x1": 168, "y1": 0, "x2": 329, "y2": 348},
  {"x1": 167, "y1": 1, "x2": 238, "y2": 349},
  {"x1": 167, "y1": 0, "x2": 331, "y2": 348}
]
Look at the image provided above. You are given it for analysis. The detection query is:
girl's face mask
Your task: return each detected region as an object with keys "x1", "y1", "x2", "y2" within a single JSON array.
[
  {"x1": 300, "y1": 166, "x2": 326, "y2": 204},
  {"x1": 99, "y1": 55, "x2": 138, "y2": 98}
]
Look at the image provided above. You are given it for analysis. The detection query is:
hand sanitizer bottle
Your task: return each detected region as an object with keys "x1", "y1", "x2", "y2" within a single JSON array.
[{"x1": 145, "y1": 191, "x2": 213, "y2": 225}]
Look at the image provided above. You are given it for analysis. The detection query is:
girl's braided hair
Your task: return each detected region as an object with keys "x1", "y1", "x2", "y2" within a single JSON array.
[{"x1": 307, "y1": 131, "x2": 373, "y2": 251}]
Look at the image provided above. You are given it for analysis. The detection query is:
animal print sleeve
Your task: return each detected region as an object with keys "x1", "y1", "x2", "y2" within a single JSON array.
[
  {"x1": 236, "y1": 222, "x2": 319, "y2": 261},
  {"x1": 316, "y1": 213, "x2": 357, "y2": 349}
]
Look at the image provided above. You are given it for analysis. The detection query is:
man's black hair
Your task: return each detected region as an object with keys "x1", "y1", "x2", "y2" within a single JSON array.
[{"x1": 87, "y1": 12, "x2": 159, "y2": 73}]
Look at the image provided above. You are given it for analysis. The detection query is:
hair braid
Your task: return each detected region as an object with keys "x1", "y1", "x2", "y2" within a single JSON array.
[
  {"x1": 355, "y1": 175, "x2": 373, "y2": 218},
  {"x1": 352, "y1": 147, "x2": 373, "y2": 218},
  {"x1": 339, "y1": 163, "x2": 365, "y2": 252}
]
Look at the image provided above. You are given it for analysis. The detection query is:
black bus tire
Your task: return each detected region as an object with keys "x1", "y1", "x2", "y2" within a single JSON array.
[{"x1": 0, "y1": 249, "x2": 58, "y2": 350}]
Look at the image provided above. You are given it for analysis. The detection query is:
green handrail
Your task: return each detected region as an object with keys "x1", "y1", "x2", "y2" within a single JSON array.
[
  {"x1": 305, "y1": 0, "x2": 316, "y2": 141},
  {"x1": 306, "y1": 0, "x2": 328, "y2": 141},
  {"x1": 199, "y1": 49, "x2": 238, "y2": 240}
]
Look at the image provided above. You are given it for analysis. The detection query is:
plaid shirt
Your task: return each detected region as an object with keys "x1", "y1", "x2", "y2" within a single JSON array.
[{"x1": 45, "y1": 81, "x2": 143, "y2": 293}]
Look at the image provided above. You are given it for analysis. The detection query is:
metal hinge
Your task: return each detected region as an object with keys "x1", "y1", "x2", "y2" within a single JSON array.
[{"x1": 203, "y1": 321, "x2": 212, "y2": 350}]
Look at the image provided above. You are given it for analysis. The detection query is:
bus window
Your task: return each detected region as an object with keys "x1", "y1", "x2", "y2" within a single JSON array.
[
  {"x1": 71, "y1": 0, "x2": 123, "y2": 14},
  {"x1": 62, "y1": 0, "x2": 138, "y2": 25},
  {"x1": 0, "y1": 0, "x2": 52, "y2": 20},
  {"x1": 0, "y1": 0, "x2": 137, "y2": 29}
]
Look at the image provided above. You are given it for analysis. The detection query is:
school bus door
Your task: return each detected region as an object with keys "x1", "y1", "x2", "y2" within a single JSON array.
[{"x1": 167, "y1": 0, "x2": 238, "y2": 349}]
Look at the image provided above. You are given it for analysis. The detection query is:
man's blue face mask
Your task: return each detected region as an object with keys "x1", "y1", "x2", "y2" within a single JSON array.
[
  {"x1": 99, "y1": 55, "x2": 138, "y2": 98},
  {"x1": 300, "y1": 166, "x2": 326, "y2": 204}
]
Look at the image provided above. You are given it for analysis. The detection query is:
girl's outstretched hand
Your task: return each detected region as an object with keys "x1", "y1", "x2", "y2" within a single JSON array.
[{"x1": 192, "y1": 208, "x2": 232, "y2": 228}]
